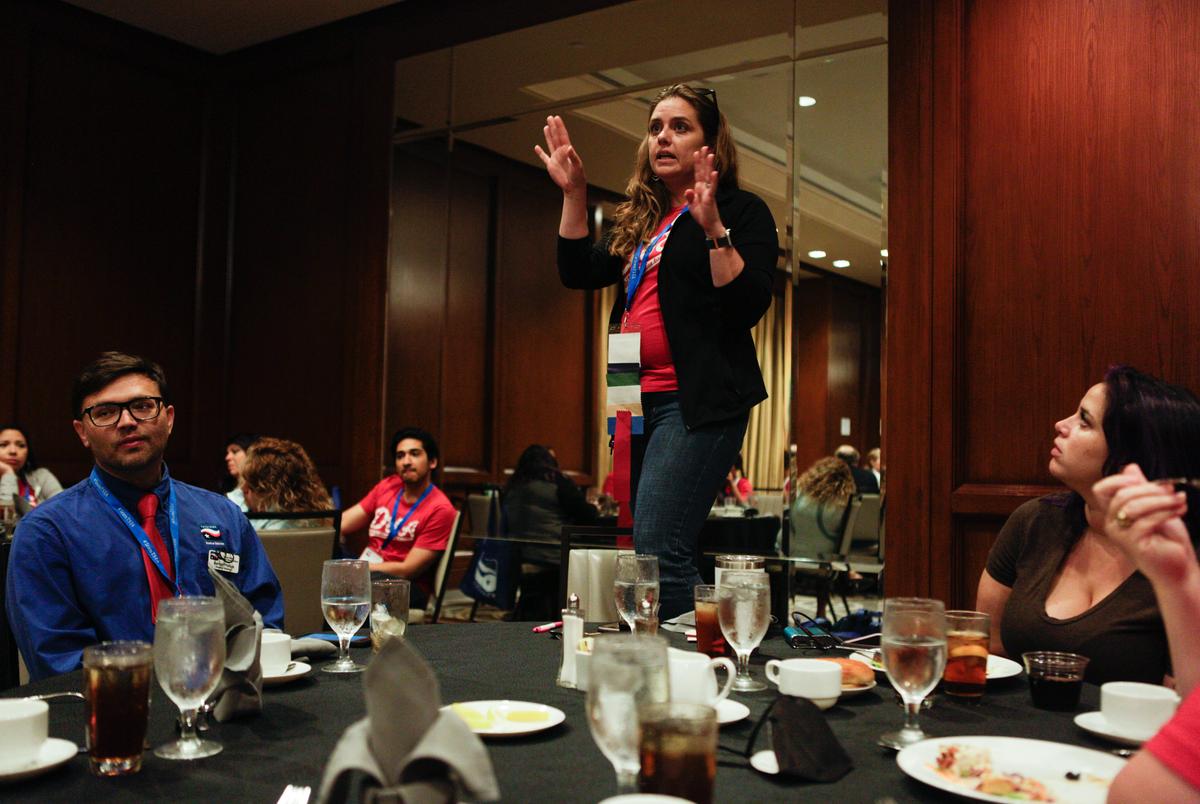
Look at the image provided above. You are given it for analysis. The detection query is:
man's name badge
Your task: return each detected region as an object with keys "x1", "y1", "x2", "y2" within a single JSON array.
[
  {"x1": 207, "y1": 550, "x2": 240, "y2": 574},
  {"x1": 360, "y1": 546, "x2": 384, "y2": 565}
]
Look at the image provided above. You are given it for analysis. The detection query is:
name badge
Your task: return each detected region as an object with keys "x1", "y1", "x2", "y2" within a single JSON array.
[
  {"x1": 208, "y1": 550, "x2": 240, "y2": 574},
  {"x1": 360, "y1": 546, "x2": 384, "y2": 565}
]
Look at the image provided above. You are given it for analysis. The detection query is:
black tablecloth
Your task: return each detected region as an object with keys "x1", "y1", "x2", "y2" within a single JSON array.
[{"x1": 2, "y1": 624, "x2": 1119, "y2": 802}]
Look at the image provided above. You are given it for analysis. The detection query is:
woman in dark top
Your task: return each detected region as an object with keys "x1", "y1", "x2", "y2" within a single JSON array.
[
  {"x1": 503, "y1": 445, "x2": 597, "y2": 619},
  {"x1": 977, "y1": 366, "x2": 1200, "y2": 684},
  {"x1": 537, "y1": 85, "x2": 778, "y2": 618}
]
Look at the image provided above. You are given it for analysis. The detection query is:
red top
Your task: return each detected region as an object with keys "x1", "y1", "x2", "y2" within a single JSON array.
[
  {"x1": 622, "y1": 206, "x2": 687, "y2": 393},
  {"x1": 1145, "y1": 685, "x2": 1200, "y2": 791},
  {"x1": 357, "y1": 477, "x2": 456, "y2": 594}
]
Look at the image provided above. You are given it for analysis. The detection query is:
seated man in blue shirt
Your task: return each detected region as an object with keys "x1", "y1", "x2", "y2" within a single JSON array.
[{"x1": 6, "y1": 352, "x2": 284, "y2": 680}]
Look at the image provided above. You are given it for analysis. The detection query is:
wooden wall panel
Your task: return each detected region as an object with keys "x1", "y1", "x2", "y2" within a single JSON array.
[
  {"x1": 888, "y1": 0, "x2": 1200, "y2": 607},
  {"x1": 791, "y1": 278, "x2": 831, "y2": 467}
]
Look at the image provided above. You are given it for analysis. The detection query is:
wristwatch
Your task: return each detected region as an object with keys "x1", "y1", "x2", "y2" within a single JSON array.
[{"x1": 705, "y1": 228, "x2": 733, "y2": 250}]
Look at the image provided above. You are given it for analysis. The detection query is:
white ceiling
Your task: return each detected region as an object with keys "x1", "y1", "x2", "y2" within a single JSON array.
[{"x1": 61, "y1": 0, "x2": 401, "y2": 54}]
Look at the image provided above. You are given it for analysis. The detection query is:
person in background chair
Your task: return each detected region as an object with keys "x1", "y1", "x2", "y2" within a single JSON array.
[
  {"x1": 240, "y1": 437, "x2": 332, "y2": 531},
  {"x1": 339, "y1": 427, "x2": 456, "y2": 611},
  {"x1": 723, "y1": 452, "x2": 753, "y2": 506},
  {"x1": 6, "y1": 352, "x2": 283, "y2": 680},
  {"x1": 0, "y1": 424, "x2": 62, "y2": 508},
  {"x1": 865, "y1": 447, "x2": 883, "y2": 490},
  {"x1": 220, "y1": 432, "x2": 258, "y2": 512},
  {"x1": 835, "y1": 444, "x2": 880, "y2": 495}
]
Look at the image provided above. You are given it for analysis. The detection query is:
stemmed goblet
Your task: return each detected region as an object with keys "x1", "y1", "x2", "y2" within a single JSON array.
[
  {"x1": 879, "y1": 597, "x2": 947, "y2": 749},
  {"x1": 153, "y1": 596, "x2": 226, "y2": 759},
  {"x1": 717, "y1": 570, "x2": 771, "y2": 692},
  {"x1": 586, "y1": 634, "x2": 670, "y2": 795},
  {"x1": 321, "y1": 559, "x2": 371, "y2": 673},
  {"x1": 613, "y1": 553, "x2": 659, "y2": 630}
]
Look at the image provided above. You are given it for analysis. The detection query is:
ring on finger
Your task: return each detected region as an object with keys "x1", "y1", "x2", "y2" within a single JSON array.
[{"x1": 1115, "y1": 508, "x2": 1132, "y2": 528}]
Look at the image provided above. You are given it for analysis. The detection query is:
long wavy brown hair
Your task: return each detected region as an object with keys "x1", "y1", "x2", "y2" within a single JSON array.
[
  {"x1": 241, "y1": 437, "x2": 332, "y2": 523},
  {"x1": 795, "y1": 457, "x2": 856, "y2": 506},
  {"x1": 607, "y1": 84, "x2": 740, "y2": 261}
]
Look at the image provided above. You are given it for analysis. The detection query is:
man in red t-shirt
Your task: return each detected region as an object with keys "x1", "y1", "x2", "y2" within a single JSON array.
[{"x1": 340, "y1": 427, "x2": 456, "y2": 608}]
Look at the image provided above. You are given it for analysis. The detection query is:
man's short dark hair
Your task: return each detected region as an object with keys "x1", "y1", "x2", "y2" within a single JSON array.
[
  {"x1": 72, "y1": 352, "x2": 169, "y2": 418},
  {"x1": 389, "y1": 426, "x2": 439, "y2": 464}
]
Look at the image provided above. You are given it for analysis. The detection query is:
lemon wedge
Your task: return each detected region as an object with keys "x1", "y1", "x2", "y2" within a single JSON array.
[
  {"x1": 503, "y1": 709, "x2": 550, "y2": 723},
  {"x1": 450, "y1": 703, "x2": 494, "y2": 730}
]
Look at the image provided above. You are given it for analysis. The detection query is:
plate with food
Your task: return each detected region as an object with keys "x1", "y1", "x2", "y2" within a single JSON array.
[
  {"x1": 896, "y1": 737, "x2": 1125, "y2": 803},
  {"x1": 444, "y1": 700, "x2": 566, "y2": 737},
  {"x1": 808, "y1": 657, "x2": 878, "y2": 697},
  {"x1": 851, "y1": 650, "x2": 1023, "y2": 681}
]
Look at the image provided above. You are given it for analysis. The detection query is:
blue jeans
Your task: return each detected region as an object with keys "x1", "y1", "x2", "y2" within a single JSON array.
[{"x1": 630, "y1": 392, "x2": 748, "y2": 621}]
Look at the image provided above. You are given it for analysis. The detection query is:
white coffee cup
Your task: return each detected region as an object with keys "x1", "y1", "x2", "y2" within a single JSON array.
[
  {"x1": 260, "y1": 631, "x2": 293, "y2": 676},
  {"x1": 765, "y1": 658, "x2": 842, "y2": 709},
  {"x1": 0, "y1": 699, "x2": 48, "y2": 770},
  {"x1": 1101, "y1": 681, "x2": 1180, "y2": 737},
  {"x1": 668, "y1": 647, "x2": 736, "y2": 706}
]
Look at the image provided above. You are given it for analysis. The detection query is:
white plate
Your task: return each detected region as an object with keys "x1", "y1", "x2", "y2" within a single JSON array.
[
  {"x1": 850, "y1": 650, "x2": 1023, "y2": 681},
  {"x1": 749, "y1": 749, "x2": 779, "y2": 775},
  {"x1": 598, "y1": 795, "x2": 692, "y2": 803},
  {"x1": 444, "y1": 700, "x2": 566, "y2": 737},
  {"x1": 896, "y1": 736, "x2": 1125, "y2": 804},
  {"x1": 716, "y1": 698, "x2": 750, "y2": 725},
  {"x1": 840, "y1": 678, "x2": 878, "y2": 697},
  {"x1": 0, "y1": 738, "x2": 77, "y2": 783},
  {"x1": 263, "y1": 661, "x2": 311, "y2": 686},
  {"x1": 1074, "y1": 711, "x2": 1152, "y2": 746}
]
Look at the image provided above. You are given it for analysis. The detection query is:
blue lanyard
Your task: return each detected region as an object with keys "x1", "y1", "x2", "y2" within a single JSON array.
[
  {"x1": 625, "y1": 206, "x2": 687, "y2": 311},
  {"x1": 89, "y1": 467, "x2": 181, "y2": 595},
  {"x1": 383, "y1": 483, "x2": 434, "y2": 549}
]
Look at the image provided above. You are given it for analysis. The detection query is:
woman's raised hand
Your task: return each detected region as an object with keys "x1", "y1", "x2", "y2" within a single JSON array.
[
  {"x1": 684, "y1": 146, "x2": 723, "y2": 236},
  {"x1": 1094, "y1": 463, "x2": 1195, "y2": 586},
  {"x1": 534, "y1": 115, "x2": 586, "y2": 196}
]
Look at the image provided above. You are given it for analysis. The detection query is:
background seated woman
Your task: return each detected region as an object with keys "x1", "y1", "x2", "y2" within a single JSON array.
[
  {"x1": 976, "y1": 366, "x2": 1200, "y2": 684},
  {"x1": 240, "y1": 437, "x2": 333, "y2": 531},
  {"x1": 787, "y1": 455, "x2": 857, "y2": 619},
  {"x1": 0, "y1": 424, "x2": 62, "y2": 510}
]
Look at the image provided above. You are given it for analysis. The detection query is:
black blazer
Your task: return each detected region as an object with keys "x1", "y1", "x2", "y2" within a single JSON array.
[{"x1": 558, "y1": 187, "x2": 779, "y2": 429}]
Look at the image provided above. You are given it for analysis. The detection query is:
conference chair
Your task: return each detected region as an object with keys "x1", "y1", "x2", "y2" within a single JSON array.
[
  {"x1": 258, "y1": 526, "x2": 338, "y2": 634},
  {"x1": 426, "y1": 510, "x2": 465, "y2": 624}
]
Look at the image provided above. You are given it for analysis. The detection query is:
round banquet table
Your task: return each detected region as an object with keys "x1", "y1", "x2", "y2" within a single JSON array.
[{"x1": 2, "y1": 623, "x2": 1121, "y2": 802}]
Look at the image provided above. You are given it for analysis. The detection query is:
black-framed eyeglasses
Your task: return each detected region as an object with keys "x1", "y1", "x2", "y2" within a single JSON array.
[
  {"x1": 80, "y1": 396, "x2": 165, "y2": 427},
  {"x1": 694, "y1": 86, "x2": 719, "y2": 115}
]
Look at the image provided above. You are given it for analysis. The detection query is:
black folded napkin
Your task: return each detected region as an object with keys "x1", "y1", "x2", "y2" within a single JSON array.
[{"x1": 747, "y1": 696, "x2": 853, "y2": 782}]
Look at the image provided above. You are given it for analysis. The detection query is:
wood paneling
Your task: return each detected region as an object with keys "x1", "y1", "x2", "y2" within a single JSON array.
[{"x1": 888, "y1": 0, "x2": 1200, "y2": 606}]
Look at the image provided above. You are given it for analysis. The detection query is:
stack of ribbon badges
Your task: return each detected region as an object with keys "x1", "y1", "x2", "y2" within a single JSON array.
[{"x1": 606, "y1": 331, "x2": 641, "y2": 535}]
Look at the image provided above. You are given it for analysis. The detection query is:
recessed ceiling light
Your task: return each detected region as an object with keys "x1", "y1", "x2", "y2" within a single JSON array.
[
  {"x1": 880, "y1": 248, "x2": 889, "y2": 258},
  {"x1": 807, "y1": 250, "x2": 826, "y2": 259},
  {"x1": 833, "y1": 259, "x2": 850, "y2": 268},
  {"x1": 798, "y1": 96, "x2": 817, "y2": 107}
]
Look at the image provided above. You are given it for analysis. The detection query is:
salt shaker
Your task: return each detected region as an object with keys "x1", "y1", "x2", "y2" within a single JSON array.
[{"x1": 557, "y1": 593, "x2": 584, "y2": 688}]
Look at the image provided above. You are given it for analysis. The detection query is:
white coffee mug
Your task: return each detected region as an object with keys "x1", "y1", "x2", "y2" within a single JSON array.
[
  {"x1": 0, "y1": 699, "x2": 48, "y2": 770},
  {"x1": 1101, "y1": 681, "x2": 1180, "y2": 737},
  {"x1": 765, "y1": 658, "x2": 842, "y2": 709},
  {"x1": 260, "y1": 631, "x2": 292, "y2": 676},
  {"x1": 668, "y1": 647, "x2": 736, "y2": 706}
]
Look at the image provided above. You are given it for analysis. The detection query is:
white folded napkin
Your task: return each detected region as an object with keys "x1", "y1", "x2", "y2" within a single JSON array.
[
  {"x1": 317, "y1": 637, "x2": 499, "y2": 804},
  {"x1": 207, "y1": 567, "x2": 264, "y2": 722}
]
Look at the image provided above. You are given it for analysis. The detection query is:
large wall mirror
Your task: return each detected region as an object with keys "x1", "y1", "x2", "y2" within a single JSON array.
[{"x1": 390, "y1": 0, "x2": 886, "y2": 598}]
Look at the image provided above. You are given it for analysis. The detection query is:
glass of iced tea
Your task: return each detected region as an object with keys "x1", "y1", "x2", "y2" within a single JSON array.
[
  {"x1": 370, "y1": 578, "x2": 410, "y2": 653},
  {"x1": 637, "y1": 702, "x2": 717, "y2": 804},
  {"x1": 693, "y1": 584, "x2": 725, "y2": 657},
  {"x1": 943, "y1": 610, "x2": 990, "y2": 700},
  {"x1": 83, "y1": 641, "x2": 153, "y2": 776}
]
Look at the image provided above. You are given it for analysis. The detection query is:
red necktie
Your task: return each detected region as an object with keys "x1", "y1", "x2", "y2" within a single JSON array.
[{"x1": 137, "y1": 493, "x2": 175, "y2": 624}]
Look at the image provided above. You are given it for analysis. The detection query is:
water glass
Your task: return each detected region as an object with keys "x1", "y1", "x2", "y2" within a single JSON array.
[
  {"x1": 322, "y1": 559, "x2": 371, "y2": 673},
  {"x1": 879, "y1": 597, "x2": 947, "y2": 749},
  {"x1": 717, "y1": 570, "x2": 771, "y2": 692},
  {"x1": 713, "y1": 554, "x2": 764, "y2": 590},
  {"x1": 84, "y1": 641, "x2": 153, "y2": 776},
  {"x1": 153, "y1": 597, "x2": 226, "y2": 760},
  {"x1": 586, "y1": 634, "x2": 670, "y2": 796},
  {"x1": 614, "y1": 553, "x2": 659, "y2": 631},
  {"x1": 370, "y1": 578, "x2": 410, "y2": 654},
  {"x1": 637, "y1": 702, "x2": 717, "y2": 804}
]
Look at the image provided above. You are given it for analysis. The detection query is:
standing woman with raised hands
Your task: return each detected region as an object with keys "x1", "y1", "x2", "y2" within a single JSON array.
[{"x1": 536, "y1": 85, "x2": 778, "y2": 619}]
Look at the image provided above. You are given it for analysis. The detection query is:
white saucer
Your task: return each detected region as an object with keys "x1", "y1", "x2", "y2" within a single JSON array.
[
  {"x1": 0, "y1": 738, "x2": 77, "y2": 783},
  {"x1": 1075, "y1": 710, "x2": 1154, "y2": 746},
  {"x1": 749, "y1": 749, "x2": 779, "y2": 775},
  {"x1": 263, "y1": 661, "x2": 311, "y2": 686},
  {"x1": 840, "y1": 678, "x2": 878, "y2": 698},
  {"x1": 716, "y1": 698, "x2": 750, "y2": 725},
  {"x1": 598, "y1": 795, "x2": 692, "y2": 803}
]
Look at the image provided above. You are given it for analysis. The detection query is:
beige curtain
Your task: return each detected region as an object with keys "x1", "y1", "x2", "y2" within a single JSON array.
[{"x1": 593, "y1": 283, "x2": 792, "y2": 492}]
